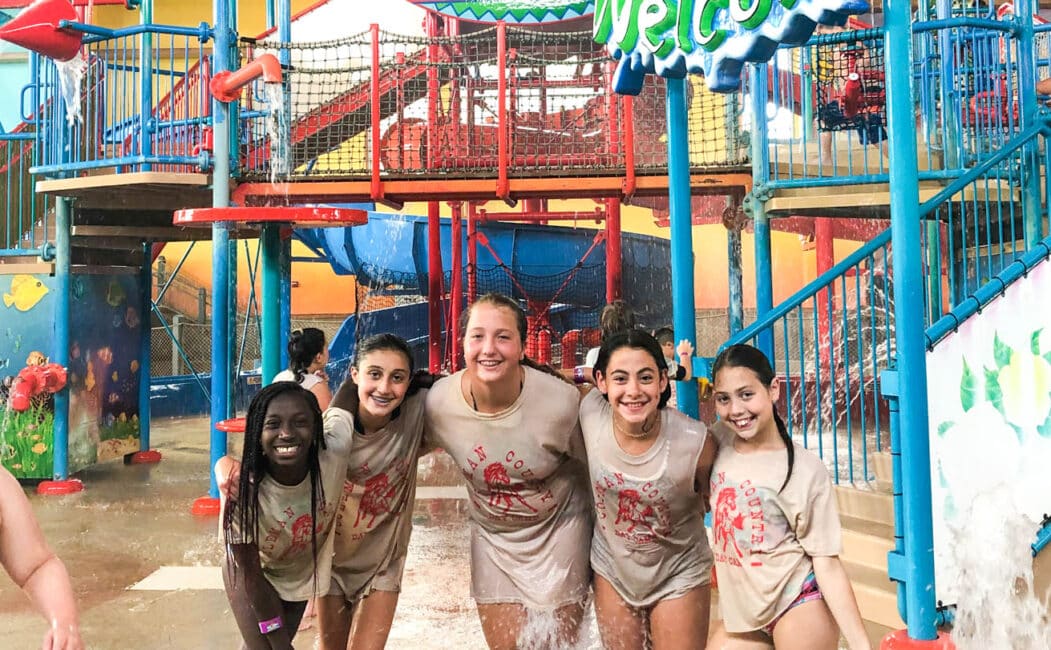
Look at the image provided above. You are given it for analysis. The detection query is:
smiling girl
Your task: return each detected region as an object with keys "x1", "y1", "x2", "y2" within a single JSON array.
[
  {"x1": 706, "y1": 344, "x2": 870, "y2": 650},
  {"x1": 318, "y1": 334, "x2": 431, "y2": 650},
  {"x1": 217, "y1": 382, "x2": 351, "y2": 650},
  {"x1": 582, "y1": 329, "x2": 716, "y2": 649},
  {"x1": 425, "y1": 292, "x2": 592, "y2": 650}
]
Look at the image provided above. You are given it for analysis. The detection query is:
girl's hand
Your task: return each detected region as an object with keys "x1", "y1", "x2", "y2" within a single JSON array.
[
  {"x1": 313, "y1": 369, "x2": 329, "y2": 383},
  {"x1": 676, "y1": 339, "x2": 694, "y2": 358},
  {"x1": 219, "y1": 459, "x2": 242, "y2": 501}
]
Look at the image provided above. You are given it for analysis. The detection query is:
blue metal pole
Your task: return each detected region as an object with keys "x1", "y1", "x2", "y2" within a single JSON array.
[
  {"x1": 139, "y1": 243, "x2": 151, "y2": 452},
  {"x1": 278, "y1": 0, "x2": 292, "y2": 372},
  {"x1": 139, "y1": 0, "x2": 153, "y2": 171},
  {"x1": 886, "y1": 0, "x2": 938, "y2": 636},
  {"x1": 261, "y1": 225, "x2": 281, "y2": 384},
  {"x1": 665, "y1": 77, "x2": 698, "y2": 419},
  {"x1": 1017, "y1": 0, "x2": 1043, "y2": 247},
  {"x1": 749, "y1": 64, "x2": 774, "y2": 359},
  {"x1": 208, "y1": 0, "x2": 233, "y2": 500},
  {"x1": 52, "y1": 197, "x2": 71, "y2": 480},
  {"x1": 727, "y1": 199, "x2": 744, "y2": 334},
  {"x1": 935, "y1": 0, "x2": 962, "y2": 170}
]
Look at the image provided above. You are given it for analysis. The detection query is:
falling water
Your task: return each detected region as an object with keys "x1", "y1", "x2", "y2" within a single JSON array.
[
  {"x1": 264, "y1": 83, "x2": 290, "y2": 182},
  {"x1": 55, "y1": 51, "x2": 88, "y2": 125}
]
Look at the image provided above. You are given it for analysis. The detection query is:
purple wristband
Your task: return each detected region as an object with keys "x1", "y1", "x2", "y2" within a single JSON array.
[
  {"x1": 573, "y1": 366, "x2": 585, "y2": 384},
  {"x1": 258, "y1": 616, "x2": 282, "y2": 634}
]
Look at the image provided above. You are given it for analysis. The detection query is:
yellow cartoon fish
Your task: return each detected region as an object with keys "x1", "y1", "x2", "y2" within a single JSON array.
[
  {"x1": 86, "y1": 360, "x2": 96, "y2": 392},
  {"x1": 130, "y1": 360, "x2": 139, "y2": 373},
  {"x1": 111, "y1": 371, "x2": 118, "y2": 382},
  {"x1": 3, "y1": 275, "x2": 48, "y2": 311}
]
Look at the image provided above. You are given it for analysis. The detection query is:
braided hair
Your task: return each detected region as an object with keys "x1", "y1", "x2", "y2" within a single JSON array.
[
  {"x1": 712, "y1": 344, "x2": 795, "y2": 492},
  {"x1": 222, "y1": 382, "x2": 327, "y2": 585},
  {"x1": 287, "y1": 328, "x2": 327, "y2": 383}
]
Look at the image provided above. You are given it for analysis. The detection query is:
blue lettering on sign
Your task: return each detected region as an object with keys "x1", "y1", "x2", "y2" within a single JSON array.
[{"x1": 593, "y1": 0, "x2": 869, "y2": 94}]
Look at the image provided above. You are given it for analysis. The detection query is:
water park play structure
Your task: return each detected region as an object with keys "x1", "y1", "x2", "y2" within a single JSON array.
[{"x1": 1, "y1": 0, "x2": 1051, "y2": 646}]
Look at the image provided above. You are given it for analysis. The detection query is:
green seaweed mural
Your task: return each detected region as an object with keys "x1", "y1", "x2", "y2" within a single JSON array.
[{"x1": 0, "y1": 405, "x2": 55, "y2": 479}]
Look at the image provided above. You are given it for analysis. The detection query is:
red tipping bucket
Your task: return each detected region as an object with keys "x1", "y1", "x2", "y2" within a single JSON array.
[{"x1": 0, "y1": 0, "x2": 81, "y2": 62}]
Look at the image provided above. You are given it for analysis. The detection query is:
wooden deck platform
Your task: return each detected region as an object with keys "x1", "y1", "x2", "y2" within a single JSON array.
[
  {"x1": 766, "y1": 179, "x2": 1023, "y2": 218},
  {"x1": 35, "y1": 171, "x2": 212, "y2": 212}
]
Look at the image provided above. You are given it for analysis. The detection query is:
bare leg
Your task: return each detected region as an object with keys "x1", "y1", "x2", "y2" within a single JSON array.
[
  {"x1": 318, "y1": 594, "x2": 355, "y2": 650},
  {"x1": 707, "y1": 621, "x2": 773, "y2": 650},
  {"x1": 770, "y1": 599, "x2": 839, "y2": 650},
  {"x1": 649, "y1": 584, "x2": 711, "y2": 650},
  {"x1": 476, "y1": 601, "x2": 586, "y2": 650},
  {"x1": 299, "y1": 597, "x2": 317, "y2": 631},
  {"x1": 592, "y1": 574, "x2": 647, "y2": 650},
  {"x1": 820, "y1": 131, "x2": 833, "y2": 163},
  {"x1": 348, "y1": 590, "x2": 401, "y2": 650}
]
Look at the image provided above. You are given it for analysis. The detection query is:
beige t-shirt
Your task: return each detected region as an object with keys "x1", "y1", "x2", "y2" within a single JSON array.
[
  {"x1": 580, "y1": 390, "x2": 712, "y2": 607},
  {"x1": 709, "y1": 424, "x2": 842, "y2": 632},
  {"x1": 222, "y1": 420, "x2": 352, "y2": 602},
  {"x1": 424, "y1": 366, "x2": 593, "y2": 608},
  {"x1": 326, "y1": 391, "x2": 427, "y2": 600}
]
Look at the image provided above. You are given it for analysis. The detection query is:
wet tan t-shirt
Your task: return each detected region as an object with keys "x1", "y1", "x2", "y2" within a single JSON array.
[
  {"x1": 424, "y1": 367, "x2": 592, "y2": 608},
  {"x1": 709, "y1": 424, "x2": 842, "y2": 632},
  {"x1": 326, "y1": 390, "x2": 427, "y2": 600},
  {"x1": 222, "y1": 422, "x2": 352, "y2": 602},
  {"x1": 579, "y1": 390, "x2": 713, "y2": 607}
]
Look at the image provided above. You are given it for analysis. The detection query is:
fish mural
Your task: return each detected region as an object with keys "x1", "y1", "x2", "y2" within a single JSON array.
[
  {"x1": 105, "y1": 280, "x2": 126, "y2": 307},
  {"x1": 3, "y1": 275, "x2": 49, "y2": 311}
]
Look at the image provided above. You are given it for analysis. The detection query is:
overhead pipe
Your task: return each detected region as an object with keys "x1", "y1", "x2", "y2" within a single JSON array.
[{"x1": 209, "y1": 53, "x2": 282, "y2": 103}]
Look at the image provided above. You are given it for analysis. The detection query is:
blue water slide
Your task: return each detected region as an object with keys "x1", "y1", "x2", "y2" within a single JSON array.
[{"x1": 297, "y1": 208, "x2": 674, "y2": 327}]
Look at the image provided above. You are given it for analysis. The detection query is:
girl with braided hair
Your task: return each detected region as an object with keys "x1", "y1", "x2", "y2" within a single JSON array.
[{"x1": 216, "y1": 381, "x2": 352, "y2": 650}]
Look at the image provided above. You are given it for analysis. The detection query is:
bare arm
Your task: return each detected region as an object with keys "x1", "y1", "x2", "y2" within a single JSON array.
[
  {"x1": 223, "y1": 543, "x2": 296, "y2": 650},
  {"x1": 1038, "y1": 77, "x2": 1051, "y2": 96},
  {"x1": 693, "y1": 434, "x2": 718, "y2": 510},
  {"x1": 0, "y1": 468, "x2": 82, "y2": 650},
  {"x1": 675, "y1": 339, "x2": 694, "y2": 382},
  {"x1": 811, "y1": 555, "x2": 872, "y2": 650},
  {"x1": 310, "y1": 381, "x2": 332, "y2": 411}
]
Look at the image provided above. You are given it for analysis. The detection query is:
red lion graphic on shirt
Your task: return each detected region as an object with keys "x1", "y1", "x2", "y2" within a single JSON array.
[
  {"x1": 355, "y1": 473, "x2": 397, "y2": 529},
  {"x1": 713, "y1": 487, "x2": 745, "y2": 558},
  {"x1": 614, "y1": 488, "x2": 656, "y2": 538},
  {"x1": 483, "y1": 462, "x2": 537, "y2": 514}
]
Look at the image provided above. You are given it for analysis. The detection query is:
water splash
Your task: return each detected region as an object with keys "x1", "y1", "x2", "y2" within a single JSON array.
[
  {"x1": 264, "y1": 82, "x2": 290, "y2": 183},
  {"x1": 55, "y1": 51, "x2": 88, "y2": 126}
]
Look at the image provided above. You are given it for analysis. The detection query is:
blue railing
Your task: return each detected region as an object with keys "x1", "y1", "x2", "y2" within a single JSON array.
[
  {"x1": 0, "y1": 130, "x2": 52, "y2": 255},
  {"x1": 31, "y1": 24, "x2": 212, "y2": 176}
]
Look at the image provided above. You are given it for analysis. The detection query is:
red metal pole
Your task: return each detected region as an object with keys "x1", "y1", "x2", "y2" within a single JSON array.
[
  {"x1": 467, "y1": 203, "x2": 478, "y2": 303},
  {"x1": 496, "y1": 21, "x2": 509, "y2": 200},
  {"x1": 450, "y1": 201, "x2": 463, "y2": 370},
  {"x1": 815, "y1": 217, "x2": 834, "y2": 349},
  {"x1": 370, "y1": 23, "x2": 382, "y2": 200},
  {"x1": 428, "y1": 201, "x2": 443, "y2": 372},
  {"x1": 426, "y1": 12, "x2": 439, "y2": 171},
  {"x1": 621, "y1": 95, "x2": 636, "y2": 198},
  {"x1": 606, "y1": 197, "x2": 622, "y2": 302}
]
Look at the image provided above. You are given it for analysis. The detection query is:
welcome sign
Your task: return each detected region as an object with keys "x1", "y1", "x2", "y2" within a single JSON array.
[{"x1": 594, "y1": 0, "x2": 869, "y2": 94}]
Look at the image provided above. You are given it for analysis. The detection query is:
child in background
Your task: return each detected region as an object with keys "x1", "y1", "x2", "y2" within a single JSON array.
[
  {"x1": 706, "y1": 344, "x2": 870, "y2": 650},
  {"x1": 582, "y1": 330, "x2": 716, "y2": 649},
  {"x1": 0, "y1": 466, "x2": 82, "y2": 650},
  {"x1": 273, "y1": 327, "x2": 333, "y2": 411},
  {"x1": 217, "y1": 382, "x2": 352, "y2": 649},
  {"x1": 319, "y1": 334, "x2": 432, "y2": 650},
  {"x1": 652, "y1": 326, "x2": 694, "y2": 410},
  {"x1": 584, "y1": 300, "x2": 637, "y2": 369}
]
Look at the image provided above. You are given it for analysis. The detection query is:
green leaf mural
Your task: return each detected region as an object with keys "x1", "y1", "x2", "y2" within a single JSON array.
[
  {"x1": 961, "y1": 359, "x2": 977, "y2": 412},
  {"x1": 1032, "y1": 328, "x2": 1044, "y2": 355},
  {"x1": 993, "y1": 333, "x2": 1013, "y2": 369},
  {"x1": 1039, "y1": 407, "x2": 1051, "y2": 439},
  {"x1": 937, "y1": 421, "x2": 953, "y2": 437},
  {"x1": 984, "y1": 366, "x2": 1003, "y2": 413}
]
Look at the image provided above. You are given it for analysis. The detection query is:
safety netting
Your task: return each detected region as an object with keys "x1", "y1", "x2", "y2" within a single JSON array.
[
  {"x1": 813, "y1": 31, "x2": 887, "y2": 144},
  {"x1": 238, "y1": 25, "x2": 748, "y2": 181}
]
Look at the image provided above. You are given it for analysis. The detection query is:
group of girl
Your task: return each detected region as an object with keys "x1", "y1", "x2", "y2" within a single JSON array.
[{"x1": 218, "y1": 293, "x2": 871, "y2": 650}]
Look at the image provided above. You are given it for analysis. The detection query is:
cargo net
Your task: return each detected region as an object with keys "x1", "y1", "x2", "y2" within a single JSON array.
[
  {"x1": 238, "y1": 25, "x2": 746, "y2": 181},
  {"x1": 813, "y1": 31, "x2": 887, "y2": 145}
]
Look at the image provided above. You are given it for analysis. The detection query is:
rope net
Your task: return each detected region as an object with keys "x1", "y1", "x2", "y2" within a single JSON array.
[
  {"x1": 813, "y1": 31, "x2": 887, "y2": 144},
  {"x1": 238, "y1": 26, "x2": 747, "y2": 181}
]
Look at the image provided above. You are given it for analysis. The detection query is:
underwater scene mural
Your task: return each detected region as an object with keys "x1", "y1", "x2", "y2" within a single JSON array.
[{"x1": 0, "y1": 271, "x2": 144, "y2": 479}]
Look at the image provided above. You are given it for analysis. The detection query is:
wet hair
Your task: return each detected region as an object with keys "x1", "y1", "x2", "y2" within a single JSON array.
[
  {"x1": 223, "y1": 382, "x2": 326, "y2": 587},
  {"x1": 599, "y1": 300, "x2": 636, "y2": 342},
  {"x1": 354, "y1": 333, "x2": 414, "y2": 374},
  {"x1": 461, "y1": 292, "x2": 573, "y2": 384},
  {"x1": 653, "y1": 326, "x2": 675, "y2": 348},
  {"x1": 593, "y1": 329, "x2": 672, "y2": 409},
  {"x1": 288, "y1": 327, "x2": 327, "y2": 383},
  {"x1": 712, "y1": 344, "x2": 794, "y2": 492}
]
